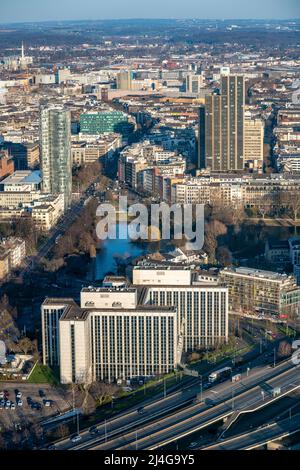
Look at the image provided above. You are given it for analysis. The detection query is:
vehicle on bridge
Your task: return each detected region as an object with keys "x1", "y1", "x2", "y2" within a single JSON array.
[{"x1": 208, "y1": 367, "x2": 232, "y2": 383}]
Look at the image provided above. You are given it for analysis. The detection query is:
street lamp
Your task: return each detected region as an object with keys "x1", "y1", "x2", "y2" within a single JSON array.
[{"x1": 199, "y1": 375, "x2": 203, "y2": 402}]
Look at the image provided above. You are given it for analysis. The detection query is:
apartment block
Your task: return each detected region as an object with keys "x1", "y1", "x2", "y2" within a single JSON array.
[{"x1": 219, "y1": 267, "x2": 300, "y2": 318}]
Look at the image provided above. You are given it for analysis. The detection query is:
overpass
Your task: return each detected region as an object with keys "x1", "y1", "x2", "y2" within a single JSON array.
[
  {"x1": 81, "y1": 363, "x2": 300, "y2": 450},
  {"x1": 202, "y1": 413, "x2": 300, "y2": 450}
]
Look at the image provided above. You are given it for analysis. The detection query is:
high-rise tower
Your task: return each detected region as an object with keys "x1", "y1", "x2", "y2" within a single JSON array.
[
  {"x1": 40, "y1": 106, "x2": 72, "y2": 209},
  {"x1": 200, "y1": 75, "x2": 245, "y2": 172}
]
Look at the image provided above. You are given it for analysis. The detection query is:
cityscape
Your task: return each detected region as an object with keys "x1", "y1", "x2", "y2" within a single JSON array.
[{"x1": 0, "y1": 0, "x2": 300, "y2": 459}]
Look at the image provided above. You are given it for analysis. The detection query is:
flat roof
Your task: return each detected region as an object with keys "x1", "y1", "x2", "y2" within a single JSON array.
[
  {"x1": 221, "y1": 267, "x2": 292, "y2": 281},
  {"x1": 1, "y1": 170, "x2": 41, "y2": 186}
]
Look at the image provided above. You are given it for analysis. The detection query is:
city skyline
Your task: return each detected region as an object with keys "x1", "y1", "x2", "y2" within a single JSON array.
[{"x1": 1, "y1": 0, "x2": 299, "y2": 23}]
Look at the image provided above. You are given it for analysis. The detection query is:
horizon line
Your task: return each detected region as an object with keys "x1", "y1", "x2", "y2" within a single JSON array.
[{"x1": 0, "y1": 17, "x2": 300, "y2": 27}]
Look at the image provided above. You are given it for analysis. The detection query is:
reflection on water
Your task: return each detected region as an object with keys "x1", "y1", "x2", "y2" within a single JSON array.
[{"x1": 95, "y1": 222, "x2": 149, "y2": 280}]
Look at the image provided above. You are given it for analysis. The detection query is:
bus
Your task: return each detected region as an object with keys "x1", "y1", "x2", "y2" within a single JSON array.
[{"x1": 208, "y1": 367, "x2": 232, "y2": 383}]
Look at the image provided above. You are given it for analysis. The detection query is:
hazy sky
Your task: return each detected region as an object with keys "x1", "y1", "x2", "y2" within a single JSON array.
[{"x1": 1, "y1": 0, "x2": 299, "y2": 23}]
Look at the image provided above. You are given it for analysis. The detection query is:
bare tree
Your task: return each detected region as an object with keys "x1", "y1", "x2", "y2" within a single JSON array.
[
  {"x1": 18, "y1": 337, "x2": 33, "y2": 355},
  {"x1": 90, "y1": 382, "x2": 119, "y2": 406},
  {"x1": 278, "y1": 340, "x2": 292, "y2": 358},
  {"x1": 281, "y1": 191, "x2": 300, "y2": 231}
]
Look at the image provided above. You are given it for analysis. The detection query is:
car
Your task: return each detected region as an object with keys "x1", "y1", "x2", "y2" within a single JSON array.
[
  {"x1": 17, "y1": 400, "x2": 23, "y2": 407},
  {"x1": 27, "y1": 397, "x2": 32, "y2": 405},
  {"x1": 47, "y1": 444, "x2": 56, "y2": 450},
  {"x1": 137, "y1": 407, "x2": 144, "y2": 414},
  {"x1": 0, "y1": 392, "x2": 4, "y2": 399},
  {"x1": 71, "y1": 435, "x2": 82, "y2": 443},
  {"x1": 44, "y1": 400, "x2": 51, "y2": 407},
  {"x1": 5, "y1": 400, "x2": 11, "y2": 407},
  {"x1": 0, "y1": 404, "x2": 3, "y2": 410},
  {"x1": 16, "y1": 392, "x2": 22, "y2": 399},
  {"x1": 10, "y1": 403, "x2": 16, "y2": 410},
  {"x1": 89, "y1": 427, "x2": 98, "y2": 435},
  {"x1": 5, "y1": 403, "x2": 10, "y2": 410},
  {"x1": 39, "y1": 390, "x2": 46, "y2": 398},
  {"x1": 188, "y1": 442, "x2": 198, "y2": 449}
]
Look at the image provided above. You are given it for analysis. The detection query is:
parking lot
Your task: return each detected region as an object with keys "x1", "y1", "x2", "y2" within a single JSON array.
[{"x1": 0, "y1": 382, "x2": 72, "y2": 431}]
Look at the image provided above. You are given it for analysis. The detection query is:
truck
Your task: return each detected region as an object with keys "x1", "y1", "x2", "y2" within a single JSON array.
[{"x1": 208, "y1": 367, "x2": 232, "y2": 383}]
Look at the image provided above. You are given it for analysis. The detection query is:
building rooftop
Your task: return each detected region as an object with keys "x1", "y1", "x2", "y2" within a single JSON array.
[
  {"x1": 1, "y1": 170, "x2": 41, "y2": 186},
  {"x1": 221, "y1": 266, "x2": 293, "y2": 282}
]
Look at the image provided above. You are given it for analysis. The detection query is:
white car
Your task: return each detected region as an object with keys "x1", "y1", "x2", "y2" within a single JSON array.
[
  {"x1": 44, "y1": 400, "x2": 51, "y2": 407},
  {"x1": 5, "y1": 400, "x2": 11, "y2": 407},
  {"x1": 0, "y1": 392, "x2": 4, "y2": 399},
  {"x1": 71, "y1": 435, "x2": 82, "y2": 443},
  {"x1": 16, "y1": 392, "x2": 22, "y2": 399},
  {"x1": 11, "y1": 403, "x2": 16, "y2": 410},
  {"x1": 17, "y1": 400, "x2": 23, "y2": 407}
]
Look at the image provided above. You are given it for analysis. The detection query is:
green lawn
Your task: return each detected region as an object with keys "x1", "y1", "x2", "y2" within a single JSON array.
[{"x1": 27, "y1": 363, "x2": 60, "y2": 386}]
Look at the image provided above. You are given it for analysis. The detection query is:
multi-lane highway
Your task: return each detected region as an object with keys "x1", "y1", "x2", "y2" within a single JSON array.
[
  {"x1": 203, "y1": 413, "x2": 300, "y2": 450},
  {"x1": 55, "y1": 358, "x2": 299, "y2": 451}
]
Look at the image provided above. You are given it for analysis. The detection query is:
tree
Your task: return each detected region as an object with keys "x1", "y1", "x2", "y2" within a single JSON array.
[
  {"x1": 56, "y1": 424, "x2": 69, "y2": 439},
  {"x1": 216, "y1": 246, "x2": 232, "y2": 267},
  {"x1": 90, "y1": 382, "x2": 119, "y2": 406},
  {"x1": 281, "y1": 191, "x2": 300, "y2": 234},
  {"x1": 278, "y1": 340, "x2": 292, "y2": 358},
  {"x1": 18, "y1": 337, "x2": 33, "y2": 355}
]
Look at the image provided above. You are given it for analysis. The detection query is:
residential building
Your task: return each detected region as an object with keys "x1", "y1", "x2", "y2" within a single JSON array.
[
  {"x1": 244, "y1": 114, "x2": 264, "y2": 170},
  {"x1": 0, "y1": 237, "x2": 26, "y2": 279},
  {"x1": 0, "y1": 150, "x2": 14, "y2": 179},
  {"x1": 0, "y1": 142, "x2": 39, "y2": 170},
  {"x1": 116, "y1": 70, "x2": 133, "y2": 90},
  {"x1": 186, "y1": 74, "x2": 203, "y2": 94},
  {"x1": 219, "y1": 267, "x2": 300, "y2": 318}
]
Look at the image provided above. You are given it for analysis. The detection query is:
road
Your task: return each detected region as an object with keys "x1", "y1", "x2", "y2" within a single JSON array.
[
  {"x1": 203, "y1": 413, "x2": 300, "y2": 450},
  {"x1": 59, "y1": 359, "x2": 299, "y2": 450}
]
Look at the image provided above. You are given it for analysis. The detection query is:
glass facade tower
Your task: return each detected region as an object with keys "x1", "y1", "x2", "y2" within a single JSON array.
[{"x1": 40, "y1": 106, "x2": 72, "y2": 209}]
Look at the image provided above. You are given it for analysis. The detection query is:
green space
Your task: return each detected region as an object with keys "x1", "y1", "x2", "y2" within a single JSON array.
[{"x1": 27, "y1": 363, "x2": 60, "y2": 386}]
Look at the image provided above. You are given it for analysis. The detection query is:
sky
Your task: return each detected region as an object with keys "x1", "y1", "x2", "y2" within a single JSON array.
[{"x1": 1, "y1": 0, "x2": 299, "y2": 23}]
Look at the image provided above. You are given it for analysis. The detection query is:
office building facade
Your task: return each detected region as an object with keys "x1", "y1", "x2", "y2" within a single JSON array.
[
  {"x1": 42, "y1": 287, "x2": 178, "y2": 384},
  {"x1": 133, "y1": 265, "x2": 228, "y2": 351},
  {"x1": 202, "y1": 75, "x2": 245, "y2": 172}
]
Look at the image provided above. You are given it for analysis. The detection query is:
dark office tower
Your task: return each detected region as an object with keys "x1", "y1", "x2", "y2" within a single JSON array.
[
  {"x1": 197, "y1": 107, "x2": 206, "y2": 169},
  {"x1": 40, "y1": 105, "x2": 72, "y2": 209},
  {"x1": 205, "y1": 75, "x2": 245, "y2": 172}
]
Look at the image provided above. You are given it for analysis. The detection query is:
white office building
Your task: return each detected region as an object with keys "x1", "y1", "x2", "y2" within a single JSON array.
[
  {"x1": 42, "y1": 285, "x2": 178, "y2": 384},
  {"x1": 133, "y1": 264, "x2": 228, "y2": 351}
]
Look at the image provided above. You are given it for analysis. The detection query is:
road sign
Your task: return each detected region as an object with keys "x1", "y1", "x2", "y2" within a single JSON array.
[{"x1": 183, "y1": 368, "x2": 199, "y2": 377}]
